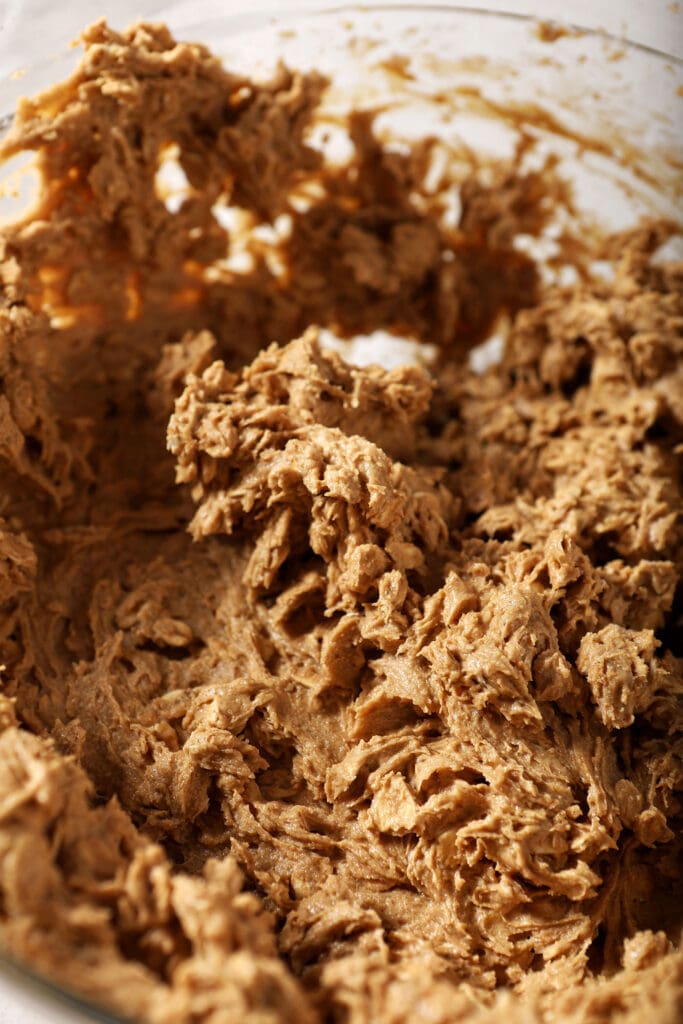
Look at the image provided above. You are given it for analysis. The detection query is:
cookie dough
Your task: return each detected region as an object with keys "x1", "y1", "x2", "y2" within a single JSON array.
[{"x1": 0, "y1": 21, "x2": 681, "y2": 1024}]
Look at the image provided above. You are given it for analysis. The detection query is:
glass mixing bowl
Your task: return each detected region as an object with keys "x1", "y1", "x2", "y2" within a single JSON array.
[{"x1": 0, "y1": 3, "x2": 681, "y2": 1021}]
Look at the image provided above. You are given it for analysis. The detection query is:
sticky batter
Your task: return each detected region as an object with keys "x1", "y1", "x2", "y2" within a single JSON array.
[{"x1": 0, "y1": 22, "x2": 681, "y2": 1024}]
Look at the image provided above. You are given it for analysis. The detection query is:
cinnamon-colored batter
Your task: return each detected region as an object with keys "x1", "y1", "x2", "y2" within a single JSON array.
[{"x1": 0, "y1": 22, "x2": 681, "y2": 1024}]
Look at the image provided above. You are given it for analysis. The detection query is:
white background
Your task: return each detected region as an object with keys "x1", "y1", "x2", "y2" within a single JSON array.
[{"x1": 0, "y1": 1, "x2": 680, "y2": 1022}]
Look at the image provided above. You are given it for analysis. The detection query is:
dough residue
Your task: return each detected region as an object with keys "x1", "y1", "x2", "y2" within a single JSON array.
[{"x1": 0, "y1": 21, "x2": 681, "y2": 1024}]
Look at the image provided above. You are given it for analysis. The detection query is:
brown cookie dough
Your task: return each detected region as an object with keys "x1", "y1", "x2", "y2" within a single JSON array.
[{"x1": 0, "y1": 20, "x2": 681, "y2": 1024}]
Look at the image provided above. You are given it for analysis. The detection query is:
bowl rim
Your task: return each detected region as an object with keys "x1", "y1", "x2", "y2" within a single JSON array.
[{"x1": 0, "y1": 952, "x2": 125, "y2": 1023}]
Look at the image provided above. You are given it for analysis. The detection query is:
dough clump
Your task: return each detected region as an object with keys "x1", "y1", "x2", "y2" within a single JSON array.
[{"x1": 0, "y1": 21, "x2": 681, "y2": 1024}]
